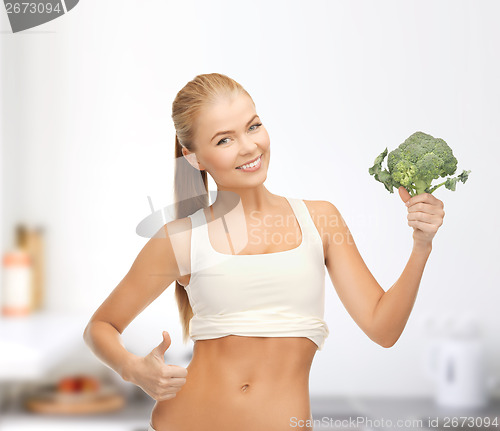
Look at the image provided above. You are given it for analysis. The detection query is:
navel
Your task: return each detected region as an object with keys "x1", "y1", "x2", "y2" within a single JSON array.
[{"x1": 240, "y1": 384, "x2": 250, "y2": 392}]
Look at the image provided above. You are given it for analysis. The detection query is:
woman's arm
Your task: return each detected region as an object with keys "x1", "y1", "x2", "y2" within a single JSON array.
[
  {"x1": 372, "y1": 188, "x2": 444, "y2": 346},
  {"x1": 370, "y1": 242, "x2": 432, "y2": 348},
  {"x1": 320, "y1": 192, "x2": 443, "y2": 348},
  {"x1": 320, "y1": 200, "x2": 386, "y2": 346},
  {"x1": 83, "y1": 320, "x2": 140, "y2": 381},
  {"x1": 83, "y1": 219, "x2": 188, "y2": 380}
]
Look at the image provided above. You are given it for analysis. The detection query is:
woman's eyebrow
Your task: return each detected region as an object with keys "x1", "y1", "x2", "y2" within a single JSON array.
[{"x1": 210, "y1": 114, "x2": 259, "y2": 142}]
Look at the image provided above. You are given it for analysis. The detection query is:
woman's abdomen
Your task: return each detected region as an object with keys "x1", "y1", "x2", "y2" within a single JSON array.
[{"x1": 150, "y1": 335, "x2": 316, "y2": 431}]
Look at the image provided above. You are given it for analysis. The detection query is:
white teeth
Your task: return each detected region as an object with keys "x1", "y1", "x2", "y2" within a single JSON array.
[{"x1": 237, "y1": 155, "x2": 261, "y2": 169}]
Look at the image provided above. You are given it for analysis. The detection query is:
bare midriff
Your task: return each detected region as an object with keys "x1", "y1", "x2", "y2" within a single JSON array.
[{"x1": 150, "y1": 335, "x2": 317, "y2": 431}]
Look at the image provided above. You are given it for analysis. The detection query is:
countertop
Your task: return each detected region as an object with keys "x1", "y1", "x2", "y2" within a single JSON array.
[
  {"x1": 1, "y1": 394, "x2": 499, "y2": 430},
  {"x1": 311, "y1": 395, "x2": 500, "y2": 430}
]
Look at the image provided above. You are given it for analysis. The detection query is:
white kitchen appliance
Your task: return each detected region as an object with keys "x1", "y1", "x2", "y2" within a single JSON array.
[{"x1": 424, "y1": 314, "x2": 497, "y2": 410}]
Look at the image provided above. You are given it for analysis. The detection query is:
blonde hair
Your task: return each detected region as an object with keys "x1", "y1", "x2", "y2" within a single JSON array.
[{"x1": 171, "y1": 73, "x2": 253, "y2": 344}]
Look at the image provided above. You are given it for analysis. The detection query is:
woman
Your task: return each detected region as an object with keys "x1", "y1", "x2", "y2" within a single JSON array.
[{"x1": 83, "y1": 73, "x2": 445, "y2": 431}]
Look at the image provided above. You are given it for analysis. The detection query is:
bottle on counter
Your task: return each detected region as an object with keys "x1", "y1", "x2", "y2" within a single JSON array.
[
  {"x1": 1, "y1": 247, "x2": 33, "y2": 316},
  {"x1": 16, "y1": 224, "x2": 45, "y2": 311}
]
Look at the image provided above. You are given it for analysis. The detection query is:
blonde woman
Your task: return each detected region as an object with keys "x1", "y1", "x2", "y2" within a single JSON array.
[{"x1": 83, "y1": 73, "x2": 444, "y2": 431}]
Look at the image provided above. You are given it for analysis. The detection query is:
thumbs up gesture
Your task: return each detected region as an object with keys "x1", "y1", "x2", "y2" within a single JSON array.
[{"x1": 124, "y1": 331, "x2": 188, "y2": 401}]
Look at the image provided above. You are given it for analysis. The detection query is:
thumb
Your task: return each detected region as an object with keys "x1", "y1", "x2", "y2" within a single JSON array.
[
  {"x1": 152, "y1": 331, "x2": 171, "y2": 358},
  {"x1": 398, "y1": 186, "x2": 411, "y2": 204}
]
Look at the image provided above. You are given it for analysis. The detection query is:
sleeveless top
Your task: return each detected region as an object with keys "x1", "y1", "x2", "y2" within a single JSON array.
[{"x1": 184, "y1": 196, "x2": 330, "y2": 351}]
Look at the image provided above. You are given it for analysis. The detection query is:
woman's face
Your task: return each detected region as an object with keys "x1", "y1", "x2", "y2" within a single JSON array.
[{"x1": 185, "y1": 93, "x2": 270, "y2": 190}]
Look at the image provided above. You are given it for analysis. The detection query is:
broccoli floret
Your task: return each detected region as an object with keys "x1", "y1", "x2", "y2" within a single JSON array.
[{"x1": 368, "y1": 131, "x2": 471, "y2": 196}]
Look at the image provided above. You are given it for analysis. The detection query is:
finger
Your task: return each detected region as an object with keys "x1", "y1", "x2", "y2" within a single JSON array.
[
  {"x1": 166, "y1": 366, "x2": 188, "y2": 378},
  {"x1": 398, "y1": 186, "x2": 411, "y2": 204},
  {"x1": 408, "y1": 211, "x2": 441, "y2": 225},
  {"x1": 167, "y1": 378, "x2": 187, "y2": 388},
  {"x1": 407, "y1": 202, "x2": 444, "y2": 216},
  {"x1": 158, "y1": 379, "x2": 185, "y2": 391},
  {"x1": 405, "y1": 192, "x2": 443, "y2": 209},
  {"x1": 408, "y1": 220, "x2": 438, "y2": 233},
  {"x1": 163, "y1": 374, "x2": 187, "y2": 383}
]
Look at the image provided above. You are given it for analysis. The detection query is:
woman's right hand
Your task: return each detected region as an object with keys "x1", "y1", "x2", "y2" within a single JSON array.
[{"x1": 123, "y1": 331, "x2": 188, "y2": 401}]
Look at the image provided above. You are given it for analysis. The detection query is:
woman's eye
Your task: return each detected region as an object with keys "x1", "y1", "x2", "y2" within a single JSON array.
[
  {"x1": 249, "y1": 122, "x2": 262, "y2": 131},
  {"x1": 216, "y1": 123, "x2": 262, "y2": 146}
]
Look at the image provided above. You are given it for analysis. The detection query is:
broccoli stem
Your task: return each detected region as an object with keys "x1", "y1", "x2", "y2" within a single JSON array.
[
  {"x1": 413, "y1": 179, "x2": 430, "y2": 196},
  {"x1": 403, "y1": 185, "x2": 418, "y2": 197},
  {"x1": 427, "y1": 181, "x2": 447, "y2": 194}
]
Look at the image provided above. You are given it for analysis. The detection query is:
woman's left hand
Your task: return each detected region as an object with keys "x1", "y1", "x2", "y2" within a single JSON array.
[{"x1": 398, "y1": 186, "x2": 445, "y2": 248}]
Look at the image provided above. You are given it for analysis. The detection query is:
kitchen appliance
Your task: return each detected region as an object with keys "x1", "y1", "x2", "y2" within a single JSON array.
[{"x1": 424, "y1": 314, "x2": 498, "y2": 410}]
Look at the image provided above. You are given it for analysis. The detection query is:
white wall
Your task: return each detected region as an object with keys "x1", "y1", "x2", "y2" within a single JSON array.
[{"x1": 1, "y1": 0, "x2": 498, "y2": 397}]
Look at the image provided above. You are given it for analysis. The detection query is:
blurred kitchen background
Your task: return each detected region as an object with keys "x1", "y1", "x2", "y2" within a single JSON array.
[{"x1": 1, "y1": 0, "x2": 499, "y2": 430}]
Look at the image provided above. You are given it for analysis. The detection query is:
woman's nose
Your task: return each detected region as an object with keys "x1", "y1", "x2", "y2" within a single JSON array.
[{"x1": 240, "y1": 133, "x2": 259, "y2": 151}]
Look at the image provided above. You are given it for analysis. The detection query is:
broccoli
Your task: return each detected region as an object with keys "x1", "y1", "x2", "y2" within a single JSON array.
[{"x1": 368, "y1": 131, "x2": 471, "y2": 197}]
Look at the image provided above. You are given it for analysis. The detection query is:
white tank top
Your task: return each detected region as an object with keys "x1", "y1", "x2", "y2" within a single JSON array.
[{"x1": 185, "y1": 196, "x2": 329, "y2": 351}]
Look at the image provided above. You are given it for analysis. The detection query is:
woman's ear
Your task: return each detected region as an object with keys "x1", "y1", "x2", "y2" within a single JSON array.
[{"x1": 182, "y1": 147, "x2": 205, "y2": 171}]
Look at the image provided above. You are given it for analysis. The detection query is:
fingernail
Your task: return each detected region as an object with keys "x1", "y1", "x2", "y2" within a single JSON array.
[{"x1": 405, "y1": 201, "x2": 410, "y2": 206}]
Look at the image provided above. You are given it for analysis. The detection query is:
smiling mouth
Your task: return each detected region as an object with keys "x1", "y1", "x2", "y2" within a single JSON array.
[{"x1": 236, "y1": 154, "x2": 262, "y2": 169}]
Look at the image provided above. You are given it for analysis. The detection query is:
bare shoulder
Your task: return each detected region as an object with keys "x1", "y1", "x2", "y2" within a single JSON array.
[
  {"x1": 303, "y1": 199, "x2": 352, "y2": 262},
  {"x1": 303, "y1": 199, "x2": 336, "y2": 216},
  {"x1": 159, "y1": 215, "x2": 193, "y2": 278},
  {"x1": 302, "y1": 199, "x2": 342, "y2": 258},
  {"x1": 302, "y1": 199, "x2": 341, "y2": 225},
  {"x1": 157, "y1": 214, "x2": 192, "y2": 238},
  {"x1": 130, "y1": 213, "x2": 194, "y2": 291},
  {"x1": 304, "y1": 199, "x2": 349, "y2": 231}
]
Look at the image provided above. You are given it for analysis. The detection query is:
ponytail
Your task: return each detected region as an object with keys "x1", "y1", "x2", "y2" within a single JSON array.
[{"x1": 173, "y1": 133, "x2": 208, "y2": 344}]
